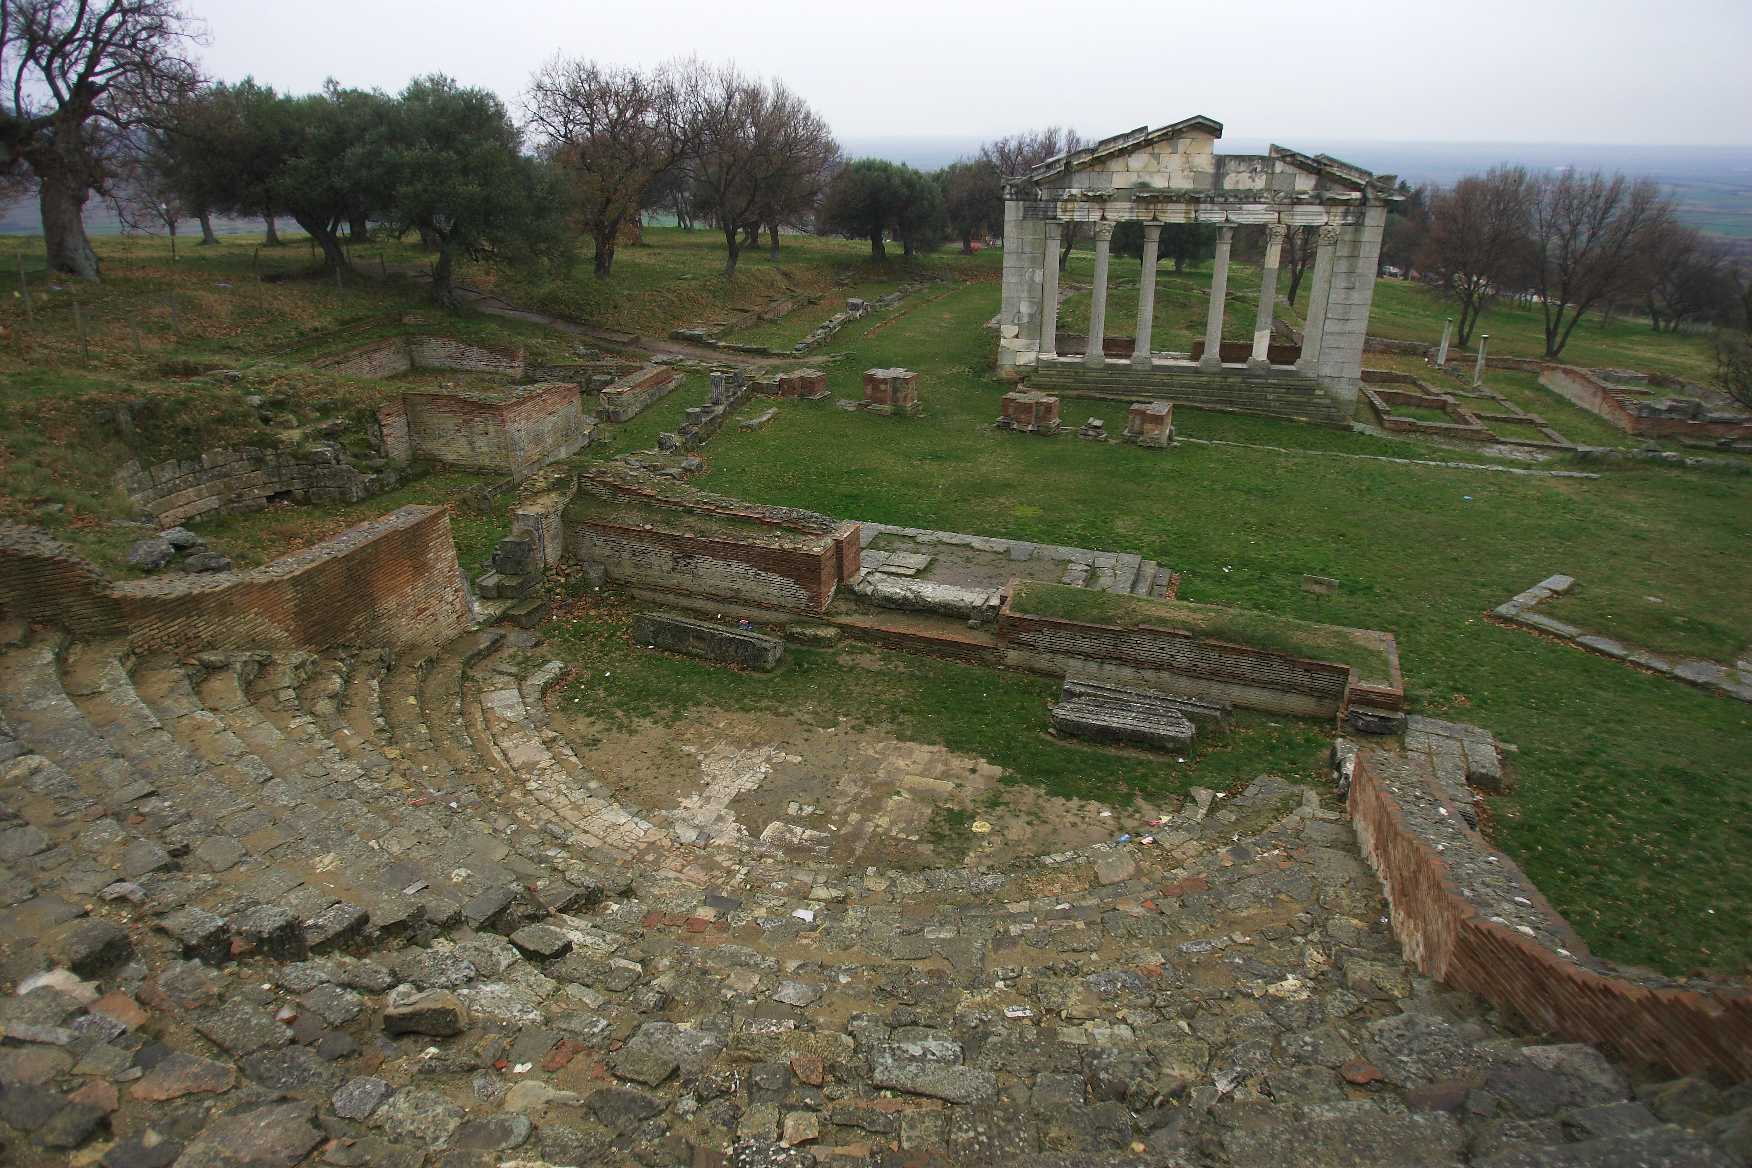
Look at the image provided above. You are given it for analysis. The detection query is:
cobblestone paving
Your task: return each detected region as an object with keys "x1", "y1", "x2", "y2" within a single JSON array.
[{"x1": 1, "y1": 620, "x2": 1747, "y2": 1166}]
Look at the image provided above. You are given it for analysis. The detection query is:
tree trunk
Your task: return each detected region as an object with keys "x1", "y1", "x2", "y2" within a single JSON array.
[
  {"x1": 594, "y1": 221, "x2": 618, "y2": 278},
  {"x1": 768, "y1": 223, "x2": 780, "y2": 261},
  {"x1": 263, "y1": 214, "x2": 282, "y2": 246},
  {"x1": 198, "y1": 210, "x2": 220, "y2": 246},
  {"x1": 349, "y1": 210, "x2": 370, "y2": 244},
  {"x1": 903, "y1": 236, "x2": 915, "y2": 259},
  {"x1": 1058, "y1": 224, "x2": 1075, "y2": 271},
  {"x1": 961, "y1": 231, "x2": 974, "y2": 255},
  {"x1": 293, "y1": 214, "x2": 347, "y2": 271},
  {"x1": 39, "y1": 169, "x2": 100, "y2": 281},
  {"x1": 869, "y1": 228, "x2": 885, "y2": 260},
  {"x1": 430, "y1": 244, "x2": 457, "y2": 307},
  {"x1": 416, "y1": 223, "x2": 436, "y2": 251},
  {"x1": 723, "y1": 222, "x2": 741, "y2": 276}
]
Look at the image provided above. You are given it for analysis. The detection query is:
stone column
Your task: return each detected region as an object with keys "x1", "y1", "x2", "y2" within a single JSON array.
[
  {"x1": 1132, "y1": 223, "x2": 1161, "y2": 368},
  {"x1": 1249, "y1": 224, "x2": 1287, "y2": 370},
  {"x1": 1295, "y1": 225, "x2": 1340, "y2": 374},
  {"x1": 1085, "y1": 221, "x2": 1114, "y2": 369},
  {"x1": 1200, "y1": 225, "x2": 1235, "y2": 371},
  {"x1": 1435, "y1": 317, "x2": 1452, "y2": 368},
  {"x1": 1039, "y1": 220, "x2": 1062, "y2": 359},
  {"x1": 1473, "y1": 334, "x2": 1489, "y2": 387}
]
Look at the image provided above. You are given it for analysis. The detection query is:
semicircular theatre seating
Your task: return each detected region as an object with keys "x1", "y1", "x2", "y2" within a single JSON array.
[{"x1": 1, "y1": 619, "x2": 1745, "y2": 1167}]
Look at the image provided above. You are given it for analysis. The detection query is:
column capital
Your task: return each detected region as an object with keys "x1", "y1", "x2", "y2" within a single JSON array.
[
  {"x1": 1215, "y1": 225, "x2": 1235, "y2": 243},
  {"x1": 1317, "y1": 224, "x2": 1341, "y2": 244},
  {"x1": 1043, "y1": 219, "x2": 1063, "y2": 239},
  {"x1": 1265, "y1": 223, "x2": 1288, "y2": 242},
  {"x1": 1093, "y1": 220, "x2": 1115, "y2": 242},
  {"x1": 1141, "y1": 222, "x2": 1162, "y2": 240}
]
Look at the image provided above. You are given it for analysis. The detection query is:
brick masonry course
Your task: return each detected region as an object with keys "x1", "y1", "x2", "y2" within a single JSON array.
[
  {"x1": 1349, "y1": 747, "x2": 1752, "y2": 1080},
  {"x1": 1, "y1": 506, "x2": 470, "y2": 654}
]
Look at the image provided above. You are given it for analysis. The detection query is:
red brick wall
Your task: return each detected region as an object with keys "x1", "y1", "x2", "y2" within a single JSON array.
[
  {"x1": 1539, "y1": 365, "x2": 1752, "y2": 440},
  {"x1": 0, "y1": 525, "x2": 123, "y2": 637},
  {"x1": 1349, "y1": 751, "x2": 1752, "y2": 1080},
  {"x1": 112, "y1": 506, "x2": 469, "y2": 654},
  {"x1": 402, "y1": 384, "x2": 584, "y2": 481},
  {"x1": 377, "y1": 399, "x2": 412, "y2": 464}
]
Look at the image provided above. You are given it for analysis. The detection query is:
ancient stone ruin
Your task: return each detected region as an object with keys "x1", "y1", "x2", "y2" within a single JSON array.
[
  {"x1": 861, "y1": 368, "x2": 922, "y2": 416},
  {"x1": 998, "y1": 115, "x2": 1400, "y2": 424},
  {"x1": 1124, "y1": 400, "x2": 1175, "y2": 447},
  {"x1": 997, "y1": 390, "x2": 1062, "y2": 434}
]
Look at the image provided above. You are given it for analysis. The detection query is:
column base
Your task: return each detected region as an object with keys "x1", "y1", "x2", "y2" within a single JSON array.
[
  {"x1": 1083, "y1": 353, "x2": 1105, "y2": 370},
  {"x1": 1247, "y1": 357, "x2": 1272, "y2": 372},
  {"x1": 1198, "y1": 356, "x2": 1223, "y2": 372},
  {"x1": 1130, "y1": 353, "x2": 1153, "y2": 370}
]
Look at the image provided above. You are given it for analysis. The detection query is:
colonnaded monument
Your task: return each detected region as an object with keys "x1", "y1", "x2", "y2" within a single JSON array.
[{"x1": 997, "y1": 115, "x2": 1400, "y2": 420}]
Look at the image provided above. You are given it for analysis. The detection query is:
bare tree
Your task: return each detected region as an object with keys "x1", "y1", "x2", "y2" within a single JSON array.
[
  {"x1": 1, "y1": 0, "x2": 202, "y2": 279},
  {"x1": 1642, "y1": 222, "x2": 1736, "y2": 333},
  {"x1": 684, "y1": 64, "x2": 834, "y2": 277},
  {"x1": 750, "y1": 84, "x2": 836, "y2": 260},
  {"x1": 1527, "y1": 169, "x2": 1674, "y2": 359},
  {"x1": 525, "y1": 57, "x2": 694, "y2": 278},
  {"x1": 1420, "y1": 166, "x2": 1534, "y2": 346},
  {"x1": 980, "y1": 126, "x2": 1082, "y2": 269}
]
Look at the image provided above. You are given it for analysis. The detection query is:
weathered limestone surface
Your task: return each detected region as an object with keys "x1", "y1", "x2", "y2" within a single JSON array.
[{"x1": 633, "y1": 612, "x2": 783, "y2": 671}]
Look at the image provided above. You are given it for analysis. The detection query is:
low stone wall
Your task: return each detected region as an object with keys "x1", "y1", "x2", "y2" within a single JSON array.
[
  {"x1": 1539, "y1": 365, "x2": 1752, "y2": 440},
  {"x1": 1349, "y1": 749, "x2": 1752, "y2": 1080},
  {"x1": 1, "y1": 507, "x2": 469, "y2": 654},
  {"x1": 393, "y1": 383, "x2": 589, "y2": 482},
  {"x1": 116, "y1": 446, "x2": 412, "y2": 527},
  {"x1": 632, "y1": 612, "x2": 782, "y2": 671},
  {"x1": 996, "y1": 603, "x2": 1359, "y2": 718},
  {"x1": 568, "y1": 522, "x2": 843, "y2": 615},
  {"x1": 598, "y1": 367, "x2": 681, "y2": 423},
  {"x1": 315, "y1": 336, "x2": 525, "y2": 380}
]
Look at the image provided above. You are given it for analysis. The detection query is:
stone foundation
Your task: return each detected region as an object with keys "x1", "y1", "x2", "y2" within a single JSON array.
[
  {"x1": 1124, "y1": 401, "x2": 1174, "y2": 447},
  {"x1": 998, "y1": 391, "x2": 1061, "y2": 434},
  {"x1": 384, "y1": 383, "x2": 591, "y2": 482},
  {"x1": 863, "y1": 368, "x2": 921, "y2": 416},
  {"x1": 598, "y1": 366, "x2": 682, "y2": 423}
]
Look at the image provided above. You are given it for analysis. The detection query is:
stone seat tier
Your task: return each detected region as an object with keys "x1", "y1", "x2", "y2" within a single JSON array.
[{"x1": 4, "y1": 626, "x2": 1741, "y2": 1168}]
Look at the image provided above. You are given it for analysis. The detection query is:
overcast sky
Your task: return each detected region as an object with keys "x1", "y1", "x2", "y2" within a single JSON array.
[{"x1": 198, "y1": 0, "x2": 1752, "y2": 148}]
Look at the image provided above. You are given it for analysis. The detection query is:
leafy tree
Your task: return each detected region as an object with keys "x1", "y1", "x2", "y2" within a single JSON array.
[
  {"x1": 937, "y1": 159, "x2": 1001, "y2": 254},
  {"x1": 1, "y1": 0, "x2": 202, "y2": 279},
  {"x1": 386, "y1": 75, "x2": 568, "y2": 306},
  {"x1": 1112, "y1": 220, "x2": 1215, "y2": 271},
  {"x1": 818, "y1": 158, "x2": 945, "y2": 260},
  {"x1": 260, "y1": 86, "x2": 392, "y2": 272},
  {"x1": 893, "y1": 164, "x2": 943, "y2": 258}
]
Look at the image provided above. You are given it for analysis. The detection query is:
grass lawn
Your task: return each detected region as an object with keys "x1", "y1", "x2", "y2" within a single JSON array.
[
  {"x1": 1365, "y1": 278, "x2": 1719, "y2": 383},
  {"x1": 1537, "y1": 578, "x2": 1751, "y2": 666},
  {"x1": 544, "y1": 586, "x2": 1333, "y2": 808},
  {"x1": 5, "y1": 229, "x2": 1749, "y2": 978},
  {"x1": 679, "y1": 274, "x2": 1752, "y2": 978},
  {"x1": 1056, "y1": 254, "x2": 1260, "y2": 348}
]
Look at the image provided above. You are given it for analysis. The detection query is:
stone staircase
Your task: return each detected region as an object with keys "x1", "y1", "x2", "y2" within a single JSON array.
[
  {"x1": 1, "y1": 620, "x2": 1747, "y2": 1166},
  {"x1": 1027, "y1": 364, "x2": 1353, "y2": 428}
]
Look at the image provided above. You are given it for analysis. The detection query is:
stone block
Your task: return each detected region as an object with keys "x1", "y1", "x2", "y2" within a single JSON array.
[
  {"x1": 862, "y1": 368, "x2": 922, "y2": 416},
  {"x1": 998, "y1": 391, "x2": 1061, "y2": 434},
  {"x1": 1123, "y1": 401, "x2": 1174, "y2": 448},
  {"x1": 632, "y1": 613, "x2": 783, "y2": 672}
]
